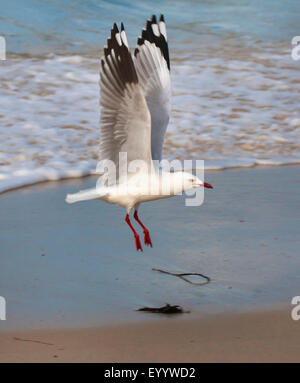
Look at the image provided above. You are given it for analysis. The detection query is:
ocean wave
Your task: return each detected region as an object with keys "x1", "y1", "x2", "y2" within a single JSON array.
[
  {"x1": 1, "y1": 39, "x2": 300, "y2": 193},
  {"x1": 2, "y1": 157, "x2": 300, "y2": 195}
]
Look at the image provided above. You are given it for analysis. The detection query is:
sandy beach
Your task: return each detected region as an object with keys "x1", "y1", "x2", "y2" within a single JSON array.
[
  {"x1": 0, "y1": 165, "x2": 300, "y2": 362},
  {"x1": 1, "y1": 306, "x2": 299, "y2": 362}
]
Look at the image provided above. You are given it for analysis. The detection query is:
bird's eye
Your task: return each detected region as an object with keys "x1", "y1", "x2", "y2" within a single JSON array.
[{"x1": 189, "y1": 178, "x2": 194, "y2": 182}]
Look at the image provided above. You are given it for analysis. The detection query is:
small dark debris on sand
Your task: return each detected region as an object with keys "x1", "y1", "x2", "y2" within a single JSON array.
[
  {"x1": 152, "y1": 268, "x2": 210, "y2": 286},
  {"x1": 137, "y1": 304, "x2": 189, "y2": 314},
  {"x1": 14, "y1": 337, "x2": 53, "y2": 346}
]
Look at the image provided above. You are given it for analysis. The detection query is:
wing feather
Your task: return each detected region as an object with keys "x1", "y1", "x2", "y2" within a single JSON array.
[
  {"x1": 134, "y1": 15, "x2": 171, "y2": 162},
  {"x1": 99, "y1": 23, "x2": 152, "y2": 182}
]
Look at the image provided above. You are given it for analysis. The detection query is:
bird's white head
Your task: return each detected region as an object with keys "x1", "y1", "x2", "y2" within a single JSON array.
[{"x1": 171, "y1": 172, "x2": 213, "y2": 194}]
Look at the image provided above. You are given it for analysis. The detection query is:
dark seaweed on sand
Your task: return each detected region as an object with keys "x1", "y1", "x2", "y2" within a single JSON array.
[{"x1": 137, "y1": 304, "x2": 189, "y2": 314}]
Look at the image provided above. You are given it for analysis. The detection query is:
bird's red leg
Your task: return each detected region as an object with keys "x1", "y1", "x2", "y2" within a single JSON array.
[
  {"x1": 133, "y1": 211, "x2": 152, "y2": 247},
  {"x1": 125, "y1": 214, "x2": 143, "y2": 251}
]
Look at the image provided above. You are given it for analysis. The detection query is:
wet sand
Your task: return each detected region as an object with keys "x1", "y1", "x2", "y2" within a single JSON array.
[{"x1": 1, "y1": 306, "x2": 299, "y2": 362}]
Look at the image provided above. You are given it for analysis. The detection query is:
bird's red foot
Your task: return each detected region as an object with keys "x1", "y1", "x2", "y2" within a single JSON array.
[
  {"x1": 144, "y1": 230, "x2": 152, "y2": 247},
  {"x1": 135, "y1": 234, "x2": 143, "y2": 251}
]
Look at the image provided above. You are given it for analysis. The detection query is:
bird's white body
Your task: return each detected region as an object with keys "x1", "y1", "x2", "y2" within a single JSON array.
[{"x1": 66, "y1": 171, "x2": 204, "y2": 213}]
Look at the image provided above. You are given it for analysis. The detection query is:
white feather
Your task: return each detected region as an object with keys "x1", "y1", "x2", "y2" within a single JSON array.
[
  {"x1": 115, "y1": 33, "x2": 122, "y2": 46},
  {"x1": 151, "y1": 24, "x2": 160, "y2": 37},
  {"x1": 121, "y1": 30, "x2": 129, "y2": 47},
  {"x1": 66, "y1": 188, "x2": 101, "y2": 203},
  {"x1": 159, "y1": 21, "x2": 167, "y2": 41},
  {"x1": 134, "y1": 42, "x2": 171, "y2": 161}
]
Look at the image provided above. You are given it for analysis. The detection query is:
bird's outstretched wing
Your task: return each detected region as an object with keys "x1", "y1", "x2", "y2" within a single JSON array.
[
  {"x1": 99, "y1": 23, "x2": 152, "y2": 182},
  {"x1": 134, "y1": 15, "x2": 171, "y2": 162}
]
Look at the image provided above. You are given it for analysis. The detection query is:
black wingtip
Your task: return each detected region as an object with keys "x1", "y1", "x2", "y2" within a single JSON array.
[
  {"x1": 141, "y1": 29, "x2": 148, "y2": 41},
  {"x1": 136, "y1": 14, "x2": 170, "y2": 71},
  {"x1": 146, "y1": 19, "x2": 152, "y2": 29},
  {"x1": 121, "y1": 22, "x2": 125, "y2": 31},
  {"x1": 112, "y1": 23, "x2": 119, "y2": 33},
  {"x1": 134, "y1": 47, "x2": 139, "y2": 56}
]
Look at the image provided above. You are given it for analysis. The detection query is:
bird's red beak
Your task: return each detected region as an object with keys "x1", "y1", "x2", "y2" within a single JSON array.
[{"x1": 204, "y1": 182, "x2": 213, "y2": 189}]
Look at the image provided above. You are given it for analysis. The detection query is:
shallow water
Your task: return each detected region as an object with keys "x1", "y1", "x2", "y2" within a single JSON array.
[
  {"x1": 0, "y1": 166, "x2": 300, "y2": 331},
  {"x1": 1, "y1": 0, "x2": 300, "y2": 191}
]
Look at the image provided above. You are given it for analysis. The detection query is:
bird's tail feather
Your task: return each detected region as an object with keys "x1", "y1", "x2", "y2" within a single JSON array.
[{"x1": 65, "y1": 188, "x2": 101, "y2": 204}]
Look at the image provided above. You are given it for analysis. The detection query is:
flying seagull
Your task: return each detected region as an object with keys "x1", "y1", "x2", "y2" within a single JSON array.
[{"x1": 66, "y1": 15, "x2": 213, "y2": 251}]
